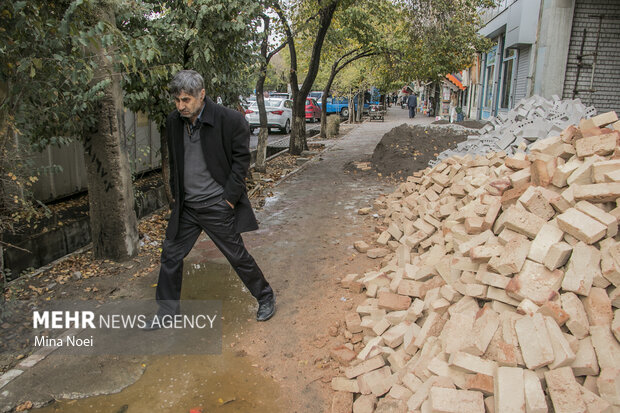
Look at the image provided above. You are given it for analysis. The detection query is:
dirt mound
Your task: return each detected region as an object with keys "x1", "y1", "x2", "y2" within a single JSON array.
[
  {"x1": 369, "y1": 124, "x2": 470, "y2": 179},
  {"x1": 431, "y1": 119, "x2": 488, "y2": 129}
]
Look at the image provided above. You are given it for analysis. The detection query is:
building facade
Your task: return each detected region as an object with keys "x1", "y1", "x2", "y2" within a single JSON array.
[{"x1": 472, "y1": 0, "x2": 620, "y2": 120}]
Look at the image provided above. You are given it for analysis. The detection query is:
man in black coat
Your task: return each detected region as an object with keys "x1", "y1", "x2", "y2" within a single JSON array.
[
  {"x1": 407, "y1": 93, "x2": 417, "y2": 119},
  {"x1": 146, "y1": 70, "x2": 275, "y2": 329}
]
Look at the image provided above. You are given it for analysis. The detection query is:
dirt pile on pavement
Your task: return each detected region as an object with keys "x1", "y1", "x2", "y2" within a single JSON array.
[
  {"x1": 369, "y1": 124, "x2": 471, "y2": 180},
  {"x1": 330, "y1": 110, "x2": 620, "y2": 412}
]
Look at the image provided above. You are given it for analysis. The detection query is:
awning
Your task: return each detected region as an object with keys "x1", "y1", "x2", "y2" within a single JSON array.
[{"x1": 446, "y1": 74, "x2": 466, "y2": 91}]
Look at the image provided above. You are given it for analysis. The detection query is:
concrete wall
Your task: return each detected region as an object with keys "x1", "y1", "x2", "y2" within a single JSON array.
[
  {"x1": 562, "y1": 0, "x2": 620, "y2": 113},
  {"x1": 532, "y1": 0, "x2": 576, "y2": 97},
  {"x1": 2, "y1": 184, "x2": 168, "y2": 278},
  {"x1": 505, "y1": 0, "x2": 542, "y2": 47}
]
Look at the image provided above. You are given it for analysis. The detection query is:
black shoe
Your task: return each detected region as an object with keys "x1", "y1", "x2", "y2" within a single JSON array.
[
  {"x1": 142, "y1": 313, "x2": 176, "y2": 331},
  {"x1": 256, "y1": 296, "x2": 276, "y2": 321},
  {"x1": 142, "y1": 317, "x2": 162, "y2": 331}
]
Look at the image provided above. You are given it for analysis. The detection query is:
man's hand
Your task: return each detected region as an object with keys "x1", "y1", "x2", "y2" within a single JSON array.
[{"x1": 226, "y1": 200, "x2": 234, "y2": 209}]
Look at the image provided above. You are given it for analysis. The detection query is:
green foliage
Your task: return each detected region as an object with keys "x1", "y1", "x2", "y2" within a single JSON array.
[
  {"x1": 315, "y1": 0, "x2": 405, "y2": 93},
  {"x1": 0, "y1": 0, "x2": 111, "y2": 234},
  {"x1": 397, "y1": 0, "x2": 494, "y2": 82},
  {"x1": 264, "y1": 52, "x2": 289, "y2": 93},
  {"x1": 120, "y1": 0, "x2": 263, "y2": 124}
]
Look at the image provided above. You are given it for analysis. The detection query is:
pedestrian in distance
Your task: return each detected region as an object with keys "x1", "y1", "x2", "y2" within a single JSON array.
[
  {"x1": 407, "y1": 93, "x2": 418, "y2": 119},
  {"x1": 144, "y1": 70, "x2": 275, "y2": 330}
]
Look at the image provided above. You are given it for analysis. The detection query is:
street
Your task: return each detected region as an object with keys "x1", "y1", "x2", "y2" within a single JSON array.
[{"x1": 248, "y1": 122, "x2": 321, "y2": 150}]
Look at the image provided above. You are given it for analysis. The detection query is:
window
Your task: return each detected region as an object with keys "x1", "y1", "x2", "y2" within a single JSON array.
[
  {"x1": 484, "y1": 66, "x2": 495, "y2": 108},
  {"x1": 483, "y1": 45, "x2": 497, "y2": 109},
  {"x1": 500, "y1": 49, "x2": 517, "y2": 109}
]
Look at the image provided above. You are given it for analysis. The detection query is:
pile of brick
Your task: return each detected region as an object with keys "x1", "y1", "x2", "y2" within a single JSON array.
[
  {"x1": 432, "y1": 95, "x2": 597, "y2": 166},
  {"x1": 331, "y1": 111, "x2": 620, "y2": 413}
]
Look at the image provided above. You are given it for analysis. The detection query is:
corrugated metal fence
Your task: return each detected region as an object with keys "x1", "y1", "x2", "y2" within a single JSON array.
[{"x1": 29, "y1": 110, "x2": 162, "y2": 202}]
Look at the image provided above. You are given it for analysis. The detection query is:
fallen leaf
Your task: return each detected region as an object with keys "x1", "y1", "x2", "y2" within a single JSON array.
[{"x1": 16, "y1": 401, "x2": 33, "y2": 412}]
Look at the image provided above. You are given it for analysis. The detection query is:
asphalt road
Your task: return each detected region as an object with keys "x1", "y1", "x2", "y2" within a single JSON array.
[
  {"x1": 248, "y1": 123, "x2": 320, "y2": 149},
  {"x1": 248, "y1": 130, "x2": 290, "y2": 149}
]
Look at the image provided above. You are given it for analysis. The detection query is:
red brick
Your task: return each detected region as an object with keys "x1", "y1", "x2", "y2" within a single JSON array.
[
  {"x1": 506, "y1": 157, "x2": 531, "y2": 170},
  {"x1": 531, "y1": 159, "x2": 552, "y2": 187},
  {"x1": 377, "y1": 291, "x2": 411, "y2": 311},
  {"x1": 330, "y1": 345, "x2": 357, "y2": 366},
  {"x1": 582, "y1": 287, "x2": 613, "y2": 327}
]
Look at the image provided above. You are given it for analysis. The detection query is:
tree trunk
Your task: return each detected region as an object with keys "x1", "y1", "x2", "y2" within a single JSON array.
[
  {"x1": 0, "y1": 244, "x2": 4, "y2": 298},
  {"x1": 348, "y1": 90, "x2": 354, "y2": 123},
  {"x1": 282, "y1": 1, "x2": 339, "y2": 155},
  {"x1": 159, "y1": 124, "x2": 173, "y2": 206},
  {"x1": 319, "y1": 96, "x2": 328, "y2": 140},
  {"x1": 290, "y1": 113, "x2": 307, "y2": 155},
  {"x1": 255, "y1": 127, "x2": 268, "y2": 172},
  {"x1": 319, "y1": 77, "x2": 335, "y2": 139},
  {"x1": 255, "y1": 68, "x2": 269, "y2": 172},
  {"x1": 84, "y1": 7, "x2": 139, "y2": 261},
  {"x1": 356, "y1": 89, "x2": 363, "y2": 122}
]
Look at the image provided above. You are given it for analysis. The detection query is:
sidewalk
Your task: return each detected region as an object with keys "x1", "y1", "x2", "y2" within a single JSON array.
[{"x1": 1, "y1": 106, "x2": 433, "y2": 413}]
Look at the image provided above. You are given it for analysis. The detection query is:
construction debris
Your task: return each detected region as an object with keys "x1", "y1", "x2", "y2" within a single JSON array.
[
  {"x1": 432, "y1": 95, "x2": 597, "y2": 166},
  {"x1": 332, "y1": 110, "x2": 620, "y2": 412}
]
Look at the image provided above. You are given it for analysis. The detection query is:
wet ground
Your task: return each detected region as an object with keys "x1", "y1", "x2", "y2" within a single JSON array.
[
  {"x1": 2, "y1": 107, "x2": 434, "y2": 412},
  {"x1": 33, "y1": 262, "x2": 281, "y2": 413}
]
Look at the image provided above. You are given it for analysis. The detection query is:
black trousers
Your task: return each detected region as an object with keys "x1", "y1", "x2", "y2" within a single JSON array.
[
  {"x1": 155, "y1": 199, "x2": 273, "y2": 316},
  {"x1": 409, "y1": 106, "x2": 416, "y2": 118}
]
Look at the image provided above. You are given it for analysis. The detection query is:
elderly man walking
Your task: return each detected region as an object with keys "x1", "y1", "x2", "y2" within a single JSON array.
[
  {"x1": 145, "y1": 70, "x2": 275, "y2": 330},
  {"x1": 407, "y1": 93, "x2": 417, "y2": 119}
]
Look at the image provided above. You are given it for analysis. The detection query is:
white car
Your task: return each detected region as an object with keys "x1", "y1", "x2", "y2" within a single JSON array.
[{"x1": 244, "y1": 98, "x2": 293, "y2": 134}]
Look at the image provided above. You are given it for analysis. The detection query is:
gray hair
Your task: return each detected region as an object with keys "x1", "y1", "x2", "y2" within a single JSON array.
[{"x1": 169, "y1": 70, "x2": 204, "y2": 97}]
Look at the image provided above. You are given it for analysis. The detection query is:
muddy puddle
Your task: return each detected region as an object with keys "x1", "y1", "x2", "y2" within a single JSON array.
[{"x1": 33, "y1": 261, "x2": 281, "y2": 413}]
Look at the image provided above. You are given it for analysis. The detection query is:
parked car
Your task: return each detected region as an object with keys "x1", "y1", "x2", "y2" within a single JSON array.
[
  {"x1": 244, "y1": 98, "x2": 293, "y2": 134},
  {"x1": 269, "y1": 92, "x2": 290, "y2": 99},
  {"x1": 317, "y1": 96, "x2": 350, "y2": 117},
  {"x1": 305, "y1": 98, "x2": 321, "y2": 122},
  {"x1": 317, "y1": 94, "x2": 378, "y2": 117},
  {"x1": 308, "y1": 91, "x2": 323, "y2": 100}
]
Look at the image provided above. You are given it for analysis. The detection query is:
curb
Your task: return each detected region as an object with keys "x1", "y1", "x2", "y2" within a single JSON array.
[{"x1": 0, "y1": 327, "x2": 81, "y2": 392}]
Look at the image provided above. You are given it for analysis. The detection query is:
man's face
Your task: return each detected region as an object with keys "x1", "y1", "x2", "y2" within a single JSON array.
[{"x1": 174, "y1": 89, "x2": 205, "y2": 120}]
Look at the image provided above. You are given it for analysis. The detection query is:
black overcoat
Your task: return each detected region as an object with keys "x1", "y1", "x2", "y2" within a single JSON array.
[{"x1": 165, "y1": 96, "x2": 258, "y2": 239}]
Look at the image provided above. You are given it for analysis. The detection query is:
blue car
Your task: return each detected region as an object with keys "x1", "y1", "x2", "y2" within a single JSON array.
[
  {"x1": 317, "y1": 96, "x2": 350, "y2": 117},
  {"x1": 317, "y1": 95, "x2": 377, "y2": 117}
]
